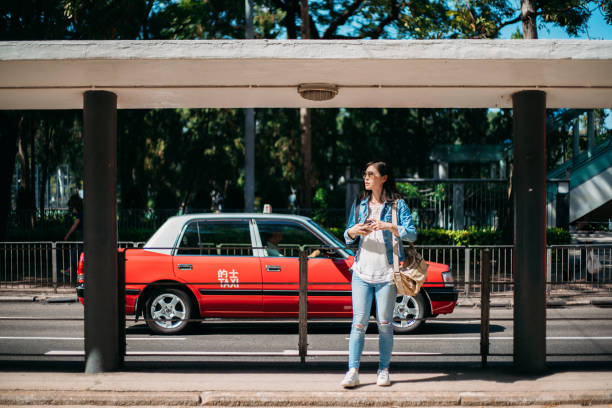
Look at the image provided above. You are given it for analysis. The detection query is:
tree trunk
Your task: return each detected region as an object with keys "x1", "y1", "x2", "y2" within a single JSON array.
[
  {"x1": 300, "y1": 0, "x2": 310, "y2": 38},
  {"x1": 0, "y1": 113, "x2": 21, "y2": 239},
  {"x1": 300, "y1": 107, "x2": 312, "y2": 209},
  {"x1": 520, "y1": 0, "x2": 538, "y2": 39},
  {"x1": 244, "y1": 0, "x2": 255, "y2": 211},
  {"x1": 39, "y1": 125, "x2": 53, "y2": 219},
  {"x1": 300, "y1": 0, "x2": 312, "y2": 210},
  {"x1": 16, "y1": 115, "x2": 36, "y2": 228}
]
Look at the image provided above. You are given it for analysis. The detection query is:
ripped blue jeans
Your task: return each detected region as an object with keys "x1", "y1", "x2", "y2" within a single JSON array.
[{"x1": 348, "y1": 272, "x2": 397, "y2": 370}]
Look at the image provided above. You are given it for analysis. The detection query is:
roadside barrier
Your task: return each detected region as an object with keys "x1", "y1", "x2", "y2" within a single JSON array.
[
  {"x1": 0, "y1": 241, "x2": 143, "y2": 290},
  {"x1": 2, "y1": 242, "x2": 610, "y2": 296}
]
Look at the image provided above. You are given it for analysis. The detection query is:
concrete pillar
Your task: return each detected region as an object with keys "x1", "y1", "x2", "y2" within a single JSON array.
[
  {"x1": 83, "y1": 90, "x2": 123, "y2": 373},
  {"x1": 512, "y1": 90, "x2": 547, "y2": 373},
  {"x1": 438, "y1": 162, "x2": 448, "y2": 179},
  {"x1": 435, "y1": 162, "x2": 448, "y2": 228},
  {"x1": 453, "y1": 183, "x2": 464, "y2": 230}
]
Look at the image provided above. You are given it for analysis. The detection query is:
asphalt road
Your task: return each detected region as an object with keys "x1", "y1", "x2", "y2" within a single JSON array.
[{"x1": 0, "y1": 302, "x2": 611, "y2": 366}]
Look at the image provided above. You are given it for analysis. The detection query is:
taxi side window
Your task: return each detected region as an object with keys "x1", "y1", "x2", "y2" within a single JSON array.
[
  {"x1": 257, "y1": 221, "x2": 329, "y2": 258},
  {"x1": 177, "y1": 220, "x2": 252, "y2": 256}
]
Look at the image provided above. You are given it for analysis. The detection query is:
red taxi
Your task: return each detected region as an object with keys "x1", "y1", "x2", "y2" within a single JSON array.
[{"x1": 77, "y1": 214, "x2": 457, "y2": 334}]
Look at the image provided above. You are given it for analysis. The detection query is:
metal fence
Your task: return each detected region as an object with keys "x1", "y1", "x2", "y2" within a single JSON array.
[
  {"x1": 1, "y1": 242, "x2": 610, "y2": 297},
  {"x1": 345, "y1": 178, "x2": 584, "y2": 230},
  {"x1": 0, "y1": 241, "x2": 143, "y2": 290},
  {"x1": 346, "y1": 178, "x2": 510, "y2": 230}
]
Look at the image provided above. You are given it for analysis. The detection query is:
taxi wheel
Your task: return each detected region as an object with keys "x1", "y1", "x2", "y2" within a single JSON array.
[
  {"x1": 392, "y1": 292, "x2": 427, "y2": 334},
  {"x1": 144, "y1": 288, "x2": 192, "y2": 335}
]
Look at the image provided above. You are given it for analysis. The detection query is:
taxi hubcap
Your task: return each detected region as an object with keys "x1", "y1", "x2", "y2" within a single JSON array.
[
  {"x1": 150, "y1": 293, "x2": 186, "y2": 329},
  {"x1": 393, "y1": 295, "x2": 419, "y2": 328}
]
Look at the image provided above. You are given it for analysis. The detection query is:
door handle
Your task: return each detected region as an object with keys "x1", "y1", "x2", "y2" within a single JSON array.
[
  {"x1": 177, "y1": 264, "x2": 193, "y2": 271},
  {"x1": 266, "y1": 265, "x2": 281, "y2": 272}
]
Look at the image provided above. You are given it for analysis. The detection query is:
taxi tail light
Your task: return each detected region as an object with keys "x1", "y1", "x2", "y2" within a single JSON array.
[
  {"x1": 441, "y1": 271, "x2": 454, "y2": 287},
  {"x1": 77, "y1": 252, "x2": 85, "y2": 284}
]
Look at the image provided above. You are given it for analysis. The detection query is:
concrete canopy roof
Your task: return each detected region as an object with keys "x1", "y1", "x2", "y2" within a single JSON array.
[{"x1": 1, "y1": 39, "x2": 611, "y2": 110}]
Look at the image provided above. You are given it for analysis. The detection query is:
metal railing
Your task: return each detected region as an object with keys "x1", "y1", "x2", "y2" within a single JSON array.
[
  {"x1": 2, "y1": 242, "x2": 611, "y2": 297},
  {"x1": 0, "y1": 241, "x2": 143, "y2": 290},
  {"x1": 347, "y1": 178, "x2": 510, "y2": 229}
]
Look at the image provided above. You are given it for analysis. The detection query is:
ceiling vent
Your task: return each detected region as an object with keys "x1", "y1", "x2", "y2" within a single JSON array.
[{"x1": 297, "y1": 83, "x2": 338, "y2": 101}]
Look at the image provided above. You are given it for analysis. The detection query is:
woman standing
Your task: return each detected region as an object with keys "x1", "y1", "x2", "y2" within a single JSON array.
[{"x1": 341, "y1": 161, "x2": 417, "y2": 388}]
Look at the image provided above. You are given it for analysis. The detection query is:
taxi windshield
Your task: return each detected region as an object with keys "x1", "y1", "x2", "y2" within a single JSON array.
[{"x1": 307, "y1": 220, "x2": 354, "y2": 256}]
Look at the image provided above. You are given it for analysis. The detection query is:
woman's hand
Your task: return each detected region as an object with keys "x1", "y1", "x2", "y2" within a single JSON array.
[
  {"x1": 348, "y1": 222, "x2": 374, "y2": 238},
  {"x1": 370, "y1": 220, "x2": 391, "y2": 231},
  {"x1": 370, "y1": 219, "x2": 401, "y2": 237}
]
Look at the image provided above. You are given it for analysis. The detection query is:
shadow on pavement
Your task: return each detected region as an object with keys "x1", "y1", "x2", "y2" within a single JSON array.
[{"x1": 125, "y1": 320, "x2": 506, "y2": 335}]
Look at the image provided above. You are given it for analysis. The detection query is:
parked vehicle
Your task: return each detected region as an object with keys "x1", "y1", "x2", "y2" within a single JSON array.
[{"x1": 77, "y1": 213, "x2": 457, "y2": 334}]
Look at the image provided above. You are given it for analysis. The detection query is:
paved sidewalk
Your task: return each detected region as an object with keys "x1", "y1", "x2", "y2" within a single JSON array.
[{"x1": 0, "y1": 364, "x2": 611, "y2": 406}]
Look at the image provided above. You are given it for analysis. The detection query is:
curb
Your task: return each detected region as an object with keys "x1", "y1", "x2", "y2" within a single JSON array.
[
  {"x1": 0, "y1": 390, "x2": 610, "y2": 406},
  {"x1": 457, "y1": 299, "x2": 595, "y2": 308},
  {"x1": 591, "y1": 297, "x2": 612, "y2": 307},
  {"x1": 0, "y1": 390, "x2": 199, "y2": 406},
  {"x1": 44, "y1": 295, "x2": 78, "y2": 303},
  {"x1": 0, "y1": 296, "x2": 77, "y2": 303},
  {"x1": 0, "y1": 296, "x2": 35, "y2": 302}
]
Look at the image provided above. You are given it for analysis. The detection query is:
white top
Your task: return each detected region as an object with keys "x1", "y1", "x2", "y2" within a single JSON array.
[{"x1": 353, "y1": 203, "x2": 394, "y2": 284}]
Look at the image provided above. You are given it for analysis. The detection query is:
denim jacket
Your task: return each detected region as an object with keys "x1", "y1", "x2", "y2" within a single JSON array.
[{"x1": 344, "y1": 198, "x2": 417, "y2": 265}]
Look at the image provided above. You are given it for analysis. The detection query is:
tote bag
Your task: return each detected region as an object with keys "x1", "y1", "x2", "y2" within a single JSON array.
[{"x1": 391, "y1": 202, "x2": 428, "y2": 296}]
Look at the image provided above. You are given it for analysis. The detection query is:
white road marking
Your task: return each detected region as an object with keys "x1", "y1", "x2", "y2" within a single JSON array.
[
  {"x1": 0, "y1": 337, "x2": 83, "y2": 341},
  {"x1": 44, "y1": 350, "x2": 443, "y2": 356},
  {"x1": 0, "y1": 336, "x2": 185, "y2": 341},
  {"x1": 444, "y1": 320, "x2": 481, "y2": 323},
  {"x1": 46, "y1": 351, "x2": 296, "y2": 356},
  {"x1": 45, "y1": 351, "x2": 84, "y2": 356},
  {"x1": 356, "y1": 336, "x2": 612, "y2": 341},
  {"x1": 282, "y1": 350, "x2": 442, "y2": 356}
]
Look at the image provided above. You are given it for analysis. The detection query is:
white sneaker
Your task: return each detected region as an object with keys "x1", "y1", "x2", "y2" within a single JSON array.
[
  {"x1": 376, "y1": 369, "x2": 390, "y2": 386},
  {"x1": 340, "y1": 368, "x2": 359, "y2": 388}
]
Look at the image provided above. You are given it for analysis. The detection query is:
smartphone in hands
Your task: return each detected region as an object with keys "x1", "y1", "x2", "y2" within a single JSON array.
[{"x1": 363, "y1": 219, "x2": 376, "y2": 231}]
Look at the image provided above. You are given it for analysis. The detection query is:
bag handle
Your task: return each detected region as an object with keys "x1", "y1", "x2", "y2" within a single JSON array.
[
  {"x1": 392, "y1": 200, "x2": 416, "y2": 273},
  {"x1": 391, "y1": 202, "x2": 400, "y2": 274}
]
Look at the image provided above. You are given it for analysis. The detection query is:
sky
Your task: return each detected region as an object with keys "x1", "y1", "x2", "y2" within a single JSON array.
[
  {"x1": 498, "y1": 4, "x2": 612, "y2": 40},
  {"x1": 496, "y1": 4, "x2": 612, "y2": 129}
]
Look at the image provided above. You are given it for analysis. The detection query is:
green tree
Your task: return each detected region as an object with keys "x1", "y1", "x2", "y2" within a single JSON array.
[{"x1": 2, "y1": 0, "x2": 611, "y2": 240}]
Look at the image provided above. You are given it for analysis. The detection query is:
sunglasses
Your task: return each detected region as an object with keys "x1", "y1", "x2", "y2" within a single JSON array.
[{"x1": 362, "y1": 171, "x2": 379, "y2": 179}]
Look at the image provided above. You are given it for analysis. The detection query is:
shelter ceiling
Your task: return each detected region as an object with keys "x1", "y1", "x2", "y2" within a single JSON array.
[{"x1": 1, "y1": 40, "x2": 611, "y2": 109}]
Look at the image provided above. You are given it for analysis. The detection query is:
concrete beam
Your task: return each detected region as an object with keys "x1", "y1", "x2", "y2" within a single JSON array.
[{"x1": 1, "y1": 40, "x2": 611, "y2": 109}]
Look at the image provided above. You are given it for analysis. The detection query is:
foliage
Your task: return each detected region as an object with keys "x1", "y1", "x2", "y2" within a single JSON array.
[
  {"x1": 326, "y1": 225, "x2": 571, "y2": 246},
  {"x1": 546, "y1": 227, "x2": 572, "y2": 244},
  {"x1": 118, "y1": 227, "x2": 156, "y2": 243},
  {"x1": 2, "y1": 0, "x2": 611, "y2": 241},
  {"x1": 418, "y1": 227, "x2": 503, "y2": 245}
]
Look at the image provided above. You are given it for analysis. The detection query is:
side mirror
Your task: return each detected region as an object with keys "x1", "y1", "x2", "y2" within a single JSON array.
[{"x1": 324, "y1": 247, "x2": 338, "y2": 257}]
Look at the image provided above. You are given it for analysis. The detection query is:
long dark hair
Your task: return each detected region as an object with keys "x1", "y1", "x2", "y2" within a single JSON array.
[{"x1": 358, "y1": 161, "x2": 403, "y2": 203}]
